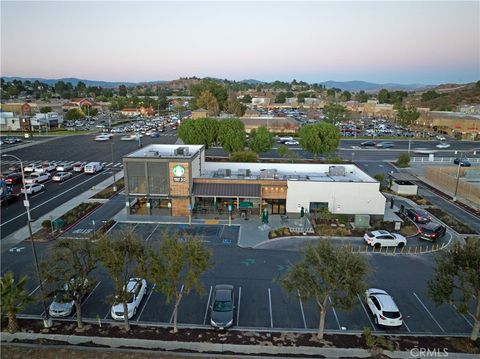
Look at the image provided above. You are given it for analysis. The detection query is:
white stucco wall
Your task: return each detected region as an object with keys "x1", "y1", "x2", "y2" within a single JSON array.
[
  {"x1": 286, "y1": 181, "x2": 385, "y2": 215},
  {"x1": 392, "y1": 182, "x2": 418, "y2": 195},
  {"x1": 191, "y1": 154, "x2": 201, "y2": 178}
]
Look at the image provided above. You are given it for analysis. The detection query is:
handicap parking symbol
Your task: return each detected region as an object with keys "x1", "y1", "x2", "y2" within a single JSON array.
[{"x1": 222, "y1": 239, "x2": 232, "y2": 245}]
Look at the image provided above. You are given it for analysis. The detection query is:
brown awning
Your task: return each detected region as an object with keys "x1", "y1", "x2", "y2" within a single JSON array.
[{"x1": 193, "y1": 183, "x2": 261, "y2": 197}]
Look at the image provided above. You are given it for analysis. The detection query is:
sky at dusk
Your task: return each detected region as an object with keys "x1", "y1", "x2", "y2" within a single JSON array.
[{"x1": 1, "y1": 1, "x2": 479, "y2": 85}]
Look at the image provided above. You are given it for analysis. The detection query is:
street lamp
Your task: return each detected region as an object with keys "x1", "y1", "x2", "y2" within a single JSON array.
[
  {"x1": 453, "y1": 161, "x2": 462, "y2": 202},
  {"x1": 110, "y1": 141, "x2": 117, "y2": 192},
  {"x1": 2, "y1": 154, "x2": 52, "y2": 328}
]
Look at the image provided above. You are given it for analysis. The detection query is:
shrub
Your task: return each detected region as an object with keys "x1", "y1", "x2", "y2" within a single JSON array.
[
  {"x1": 41, "y1": 220, "x2": 52, "y2": 229},
  {"x1": 396, "y1": 153, "x2": 410, "y2": 168},
  {"x1": 230, "y1": 150, "x2": 258, "y2": 162}
]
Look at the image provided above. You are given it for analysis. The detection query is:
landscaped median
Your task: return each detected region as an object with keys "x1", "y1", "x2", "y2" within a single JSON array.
[
  {"x1": 90, "y1": 178, "x2": 124, "y2": 200},
  {"x1": 1, "y1": 319, "x2": 479, "y2": 358}
]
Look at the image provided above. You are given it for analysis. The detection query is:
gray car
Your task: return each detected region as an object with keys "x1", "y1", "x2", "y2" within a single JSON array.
[{"x1": 210, "y1": 284, "x2": 234, "y2": 329}]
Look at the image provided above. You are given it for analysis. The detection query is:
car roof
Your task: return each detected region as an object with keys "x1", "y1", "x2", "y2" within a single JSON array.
[
  {"x1": 374, "y1": 293, "x2": 399, "y2": 311},
  {"x1": 371, "y1": 230, "x2": 389, "y2": 236},
  {"x1": 421, "y1": 222, "x2": 443, "y2": 230}
]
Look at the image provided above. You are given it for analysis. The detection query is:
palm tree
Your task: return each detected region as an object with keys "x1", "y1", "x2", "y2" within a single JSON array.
[{"x1": 0, "y1": 272, "x2": 33, "y2": 333}]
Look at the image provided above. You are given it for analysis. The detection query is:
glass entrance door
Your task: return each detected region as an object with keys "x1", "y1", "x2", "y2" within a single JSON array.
[{"x1": 267, "y1": 199, "x2": 286, "y2": 215}]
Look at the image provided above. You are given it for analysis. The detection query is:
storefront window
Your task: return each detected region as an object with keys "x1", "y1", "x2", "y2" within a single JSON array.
[
  {"x1": 126, "y1": 162, "x2": 147, "y2": 194},
  {"x1": 147, "y1": 162, "x2": 169, "y2": 195}
]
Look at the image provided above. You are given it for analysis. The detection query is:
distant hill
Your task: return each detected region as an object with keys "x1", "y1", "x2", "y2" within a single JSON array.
[
  {"x1": 409, "y1": 82, "x2": 480, "y2": 111},
  {"x1": 1, "y1": 76, "x2": 138, "y2": 88},
  {"x1": 240, "y1": 79, "x2": 264, "y2": 85},
  {"x1": 320, "y1": 80, "x2": 434, "y2": 92}
]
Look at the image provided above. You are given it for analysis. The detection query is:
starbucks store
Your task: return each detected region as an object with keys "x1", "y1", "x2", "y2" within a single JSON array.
[{"x1": 123, "y1": 144, "x2": 386, "y2": 219}]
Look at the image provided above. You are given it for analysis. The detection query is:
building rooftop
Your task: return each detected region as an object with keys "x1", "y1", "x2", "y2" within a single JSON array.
[{"x1": 126, "y1": 144, "x2": 204, "y2": 159}]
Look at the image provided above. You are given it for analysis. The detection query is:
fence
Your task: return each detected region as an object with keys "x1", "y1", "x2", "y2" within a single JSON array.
[
  {"x1": 425, "y1": 167, "x2": 480, "y2": 205},
  {"x1": 411, "y1": 157, "x2": 480, "y2": 163},
  {"x1": 348, "y1": 243, "x2": 447, "y2": 255}
]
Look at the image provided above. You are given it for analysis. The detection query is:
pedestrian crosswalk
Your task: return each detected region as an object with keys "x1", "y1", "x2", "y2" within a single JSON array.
[{"x1": 1, "y1": 159, "x2": 124, "y2": 169}]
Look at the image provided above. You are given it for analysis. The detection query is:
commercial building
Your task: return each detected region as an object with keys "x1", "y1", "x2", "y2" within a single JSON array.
[{"x1": 123, "y1": 145, "x2": 385, "y2": 219}]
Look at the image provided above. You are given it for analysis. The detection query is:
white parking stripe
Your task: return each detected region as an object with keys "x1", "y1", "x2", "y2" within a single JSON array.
[
  {"x1": 403, "y1": 319, "x2": 412, "y2": 332},
  {"x1": 136, "y1": 284, "x2": 156, "y2": 322},
  {"x1": 114, "y1": 163, "x2": 122, "y2": 167},
  {"x1": 106, "y1": 162, "x2": 113, "y2": 167},
  {"x1": 170, "y1": 284, "x2": 184, "y2": 323},
  {"x1": 28, "y1": 280, "x2": 46, "y2": 297},
  {"x1": 145, "y1": 224, "x2": 159, "y2": 242},
  {"x1": 203, "y1": 286, "x2": 213, "y2": 325},
  {"x1": 357, "y1": 293, "x2": 376, "y2": 330},
  {"x1": 104, "y1": 307, "x2": 111, "y2": 320},
  {"x1": 450, "y1": 303, "x2": 474, "y2": 328},
  {"x1": 73, "y1": 281, "x2": 102, "y2": 319},
  {"x1": 413, "y1": 292, "x2": 445, "y2": 332},
  {"x1": 236, "y1": 286, "x2": 242, "y2": 327},
  {"x1": 297, "y1": 291, "x2": 307, "y2": 329},
  {"x1": 329, "y1": 296, "x2": 341, "y2": 330},
  {"x1": 268, "y1": 288, "x2": 273, "y2": 328}
]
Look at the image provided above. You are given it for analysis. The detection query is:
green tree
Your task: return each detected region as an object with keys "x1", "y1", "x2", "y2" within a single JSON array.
[
  {"x1": 178, "y1": 118, "x2": 218, "y2": 148},
  {"x1": 397, "y1": 106, "x2": 420, "y2": 128},
  {"x1": 248, "y1": 126, "x2": 273, "y2": 154},
  {"x1": 40, "y1": 106, "x2": 52, "y2": 113},
  {"x1": 354, "y1": 90, "x2": 370, "y2": 103},
  {"x1": 230, "y1": 150, "x2": 259, "y2": 162},
  {"x1": 428, "y1": 240, "x2": 480, "y2": 341},
  {"x1": 218, "y1": 118, "x2": 246, "y2": 154},
  {"x1": 276, "y1": 145, "x2": 297, "y2": 163},
  {"x1": 275, "y1": 92, "x2": 286, "y2": 103},
  {"x1": 323, "y1": 103, "x2": 347, "y2": 124},
  {"x1": 225, "y1": 97, "x2": 245, "y2": 117},
  {"x1": 377, "y1": 89, "x2": 390, "y2": 104},
  {"x1": 148, "y1": 232, "x2": 212, "y2": 333},
  {"x1": 299, "y1": 122, "x2": 340, "y2": 158},
  {"x1": 118, "y1": 85, "x2": 128, "y2": 97},
  {"x1": 396, "y1": 154, "x2": 410, "y2": 168},
  {"x1": 341, "y1": 91, "x2": 352, "y2": 102},
  {"x1": 421, "y1": 90, "x2": 441, "y2": 102},
  {"x1": 64, "y1": 108, "x2": 85, "y2": 121},
  {"x1": 40, "y1": 239, "x2": 97, "y2": 329},
  {"x1": 197, "y1": 90, "x2": 219, "y2": 116},
  {"x1": 0, "y1": 272, "x2": 33, "y2": 333},
  {"x1": 96, "y1": 229, "x2": 148, "y2": 331},
  {"x1": 190, "y1": 79, "x2": 228, "y2": 110},
  {"x1": 241, "y1": 94, "x2": 252, "y2": 104},
  {"x1": 281, "y1": 241, "x2": 369, "y2": 339}
]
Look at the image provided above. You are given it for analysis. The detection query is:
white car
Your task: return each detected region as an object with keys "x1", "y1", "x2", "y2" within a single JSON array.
[
  {"x1": 365, "y1": 288, "x2": 403, "y2": 327},
  {"x1": 94, "y1": 134, "x2": 111, "y2": 141},
  {"x1": 364, "y1": 230, "x2": 406, "y2": 248},
  {"x1": 21, "y1": 183, "x2": 45, "y2": 194},
  {"x1": 121, "y1": 135, "x2": 136, "y2": 141},
  {"x1": 279, "y1": 136, "x2": 293, "y2": 143},
  {"x1": 34, "y1": 162, "x2": 56, "y2": 173},
  {"x1": 436, "y1": 135, "x2": 446, "y2": 141},
  {"x1": 52, "y1": 172, "x2": 73, "y2": 182},
  {"x1": 436, "y1": 143, "x2": 451, "y2": 149},
  {"x1": 49, "y1": 279, "x2": 89, "y2": 317},
  {"x1": 56, "y1": 162, "x2": 74, "y2": 172},
  {"x1": 24, "y1": 172, "x2": 51, "y2": 184},
  {"x1": 111, "y1": 278, "x2": 147, "y2": 320},
  {"x1": 23, "y1": 163, "x2": 36, "y2": 172},
  {"x1": 413, "y1": 148, "x2": 437, "y2": 155},
  {"x1": 73, "y1": 162, "x2": 87, "y2": 172},
  {"x1": 284, "y1": 140, "x2": 299, "y2": 145}
]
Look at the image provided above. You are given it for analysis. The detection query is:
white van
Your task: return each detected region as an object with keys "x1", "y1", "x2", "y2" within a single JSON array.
[{"x1": 84, "y1": 162, "x2": 103, "y2": 174}]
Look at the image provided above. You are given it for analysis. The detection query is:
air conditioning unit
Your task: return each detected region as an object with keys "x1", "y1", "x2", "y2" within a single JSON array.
[
  {"x1": 260, "y1": 169, "x2": 277, "y2": 179},
  {"x1": 217, "y1": 168, "x2": 231, "y2": 177},
  {"x1": 329, "y1": 166, "x2": 346, "y2": 176},
  {"x1": 237, "y1": 169, "x2": 251, "y2": 177},
  {"x1": 145, "y1": 151, "x2": 160, "y2": 157},
  {"x1": 174, "y1": 147, "x2": 189, "y2": 156}
]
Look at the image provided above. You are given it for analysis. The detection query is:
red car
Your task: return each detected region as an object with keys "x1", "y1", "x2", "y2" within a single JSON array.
[{"x1": 1, "y1": 172, "x2": 23, "y2": 185}]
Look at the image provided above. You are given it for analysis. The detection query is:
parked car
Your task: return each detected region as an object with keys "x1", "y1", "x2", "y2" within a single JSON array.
[
  {"x1": 210, "y1": 284, "x2": 234, "y2": 330},
  {"x1": 364, "y1": 230, "x2": 406, "y2": 248},
  {"x1": 453, "y1": 158, "x2": 471, "y2": 167},
  {"x1": 284, "y1": 140, "x2": 299, "y2": 145},
  {"x1": 365, "y1": 288, "x2": 403, "y2": 327},
  {"x1": 110, "y1": 278, "x2": 147, "y2": 320},
  {"x1": 1, "y1": 172, "x2": 23, "y2": 185},
  {"x1": 150, "y1": 132, "x2": 160, "y2": 138},
  {"x1": 8, "y1": 164, "x2": 21, "y2": 172},
  {"x1": 56, "y1": 162, "x2": 74, "y2": 172},
  {"x1": 84, "y1": 162, "x2": 103, "y2": 174},
  {"x1": 436, "y1": 135, "x2": 446, "y2": 141},
  {"x1": 21, "y1": 183, "x2": 45, "y2": 194},
  {"x1": 417, "y1": 222, "x2": 446, "y2": 242},
  {"x1": 52, "y1": 172, "x2": 73, "y2": 182},
  {"x1": 405, "y1": 208, "x2": 431, "y2": 224},
  {"x1": 278, "y1": 136, "x2": 293, "y2": 143},
  {"x1": 73, "y1": 162, "x2": 87, "y2": 172},
  {"x1": 24, "y1": 172, "x2": 51, "y2": 184},
  {"x1": 49, "y1": 279, "x2": 89, "y2": 317},
  {"x1": 376, "y1": 142, "x2": 395, "y2": 149},
  {"x1": 436, "y1": 143, "x2": 451, "y2": 149},
  {"x1": 23, "y1": 163, "x2": 36, "y2": 172},
  {"x1": 34, "y1": 162, "x2": 57, "y2": 173},
  {"x1": 360, "y1": 141, "x2": 376, "y2": 147}
]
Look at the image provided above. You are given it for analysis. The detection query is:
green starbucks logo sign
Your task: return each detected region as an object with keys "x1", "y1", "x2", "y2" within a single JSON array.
[{"x1": 172, "y1": 165, "x2": 185, "y2": 177}]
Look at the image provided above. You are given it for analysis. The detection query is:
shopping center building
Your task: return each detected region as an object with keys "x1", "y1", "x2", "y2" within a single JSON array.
[{"x1": 123, "y1": 144, "x2": 386, "y2": 219}]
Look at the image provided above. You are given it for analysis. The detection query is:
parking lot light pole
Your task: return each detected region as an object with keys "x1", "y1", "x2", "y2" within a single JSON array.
[
  {"x1": 1, "y1": 154, "x2": 52, "y2": 328},
  {"x1": 111, "y1": 141, "x2": 117, "y2": 192},
  {"x1": 453, "y1": 161, "x2": 462, "y2": 202}
]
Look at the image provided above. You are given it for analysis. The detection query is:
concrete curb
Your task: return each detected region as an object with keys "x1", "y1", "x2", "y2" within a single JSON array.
[{"x1": 2, "y1": 331, "x2": 478, "y2": 358}]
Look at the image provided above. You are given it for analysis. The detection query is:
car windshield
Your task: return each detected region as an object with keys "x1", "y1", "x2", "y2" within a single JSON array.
[
  {"x1": 421, "y1": 227, "x2": 436, "y2": 234},
  {"x1": 54, "y1": 291, "x2": 70, "y2": 304},
  {"x1": 213, "y1": 300, "x2": 232, "y2": 312},
  {"x1": 383, "y1": 311, "x2": 401, "y2": 319}
]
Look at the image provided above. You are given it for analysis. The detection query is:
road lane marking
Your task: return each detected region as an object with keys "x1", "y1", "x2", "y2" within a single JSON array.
[
  {"x1": 413, "y1": 292, "x2": 445, "y2": 332},
  {"x1": 236, "y1": 286, "x2": 242, "y2": 327},
  {"x1": 203, "y1": 286, "x2": 213, "y2": 325},
  {"x1": 145, "y1": 224, "x2": 159, "y2": 242},
  {"x1": 298, "y1": 291, "x2": 307, "y2": 329},
  {"x1": 329, "y1": 296, "x2": 341, "y2": 330},
  {"x1": 170, "y1": 284, "x2": 184, "y2": 323},
  {"x1": 1, "y1": 171, "x2": 107, "y2": 227},
  {"x1": 137, "y1": 284, "x2": 156, "y2": 322},
  {"x1": 268, "y1": 288, "x2": 273, "y2": 328},
  {"x1": 357, "y1": 293, "x2": 376, "y2": 330}
]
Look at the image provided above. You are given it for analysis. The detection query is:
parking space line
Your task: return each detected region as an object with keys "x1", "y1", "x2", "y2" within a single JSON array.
[
  {"x1": 297, "y1": 291, "x2": 307, "y2": 329},
  {"x1": 170, "y1": 284, "x2": 184, "y2": 323},
  {"x1": 145, "y1": 224, "x2": 159, "y2": 242},
  {"x1": 450, "y1": 303, "x2": 474, "y2": 328},
  {"x1": 104, "y1": 307, "x2": 111, "y2": 320},
  {"x1": 136, "y1": 284, "x2": 156, "y2": 322},
  {"x1": 268, "y1": 288, "x2": 273, "y2": 328},
  {"x1": 413, "y1": 292, "x2": 445, "y2": 332},
  {"x1": 236, "y1": 286, "x2": 242, "y2": 327},
  {"x1": 28, "y1": 280, "x2": 46, "y2": 297},
  {"x1": 357, "y1": 293, "x2": 376, "y2": 330},
  {"x1": 403, "y1": 319, "x2": 411, "y2": 332},
  {"x1": 82, "y1": 281, "x2": 102, "y2": 306},
  {"x1": 329, "y1": 296, "x2": 341, "y2": 330},
  {"x1": 203, "y1": 286, "x2": 213, "y2": 325}
]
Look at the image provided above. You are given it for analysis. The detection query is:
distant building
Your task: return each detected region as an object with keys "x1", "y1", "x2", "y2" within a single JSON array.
[
  {"x1": 191, "y1": 108, "x2": 209, "y2": 119},
  {"x1": 31, "y1": 112, "x2": 63, "y2": 129},
  {"x1": 361, "y1": 100, "x2": 395, "y2": 118},
  {"x1": 0, "y1": 102, "x2": 39, "y2": 115},
  {"x1": 252, "y1": 97, "x2": 271, "y2": 107},
  {"x1": 62, "y1": 98, "x2": 102, "y2": 112},
  {"x1": 119, "y1": 108, "x2": 141, "y2": 117},
  {"x1": 417, "y1": 110, "x2": 480, "y2": 140},
  {"x1": 240, "y1": 116, "x2": 300, "y2": 133},
  {"x1": 458, "y1": 105, "x2": 480, "y2": 114},
  {"x1": 243, "y1": 109, "x2": 260, "y2": 118},
  {"x1": 0, "y1": 112, "x2": 21, "y2": 131}
]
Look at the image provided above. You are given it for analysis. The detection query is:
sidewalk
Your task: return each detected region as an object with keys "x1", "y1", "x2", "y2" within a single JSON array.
[{"x1": 0, "y1": 171, "x2": 123, "y2": 253}]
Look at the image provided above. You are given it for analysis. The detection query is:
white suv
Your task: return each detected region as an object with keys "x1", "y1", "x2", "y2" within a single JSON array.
[
  {"x1": 365, "y1": 288, "x2": 403, "y2": 327},
  {"x1": 364, "y1": 230, "x2": 406, "y2": 248}
]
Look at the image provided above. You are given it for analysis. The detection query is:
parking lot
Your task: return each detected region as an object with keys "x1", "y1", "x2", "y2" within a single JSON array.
[{"x1": 15, "y1": 222, "x2": 476, "y2": 336}]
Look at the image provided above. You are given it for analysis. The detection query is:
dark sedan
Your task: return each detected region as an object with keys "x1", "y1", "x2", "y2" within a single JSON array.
[
  {"x1": 405, "y1": 208, "x2": 431, "y2": 224},
  {"x1": 1, "y1": 172, "x2": 23, "y2": 185},
  {"x1": 210, "y1": 284, "x2": 234, "y2": 330},
  {"x1": 360, "y1": 141, "x2": 376, "y2": 147},
  {"x1": 453, "y1": 158, "x2": 471, "y2": 167}
]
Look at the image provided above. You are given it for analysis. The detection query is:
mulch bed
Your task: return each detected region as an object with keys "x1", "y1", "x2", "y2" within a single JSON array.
[{"x1": 4, "y1": 319, "x2": 479, "y2": 355}]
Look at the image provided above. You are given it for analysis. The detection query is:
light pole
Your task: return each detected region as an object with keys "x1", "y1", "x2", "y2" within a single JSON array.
[
  {"x1": 453, "y1": 161, "x2": 462, "y2": 202},
  {"x1": 110, "y1": 141, "x2": 117, "y2": 192},
  {"x1": 2, "y1": 154, "x2": 52, "y2": 328}
]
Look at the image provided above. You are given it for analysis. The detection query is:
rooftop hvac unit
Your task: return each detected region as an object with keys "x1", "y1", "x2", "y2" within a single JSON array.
[
  {"x1": 260, "y1": 168, "x2": 277, "y2": 179},
  {"x1": 329, "y1": 166, "x2": 346, "y2": 176},
  {"x1": 174, "y1": 147, "x2": 190, "y2": 156},
  {"x1": 216, "y1": 168, "x2": 231, "y2": 177},
  {"x1": 237, "y1": 169, "x2": 251, "y2": 177},
  {"x1": 145, "y1": 151, "x2": 160, "y2": 157}
]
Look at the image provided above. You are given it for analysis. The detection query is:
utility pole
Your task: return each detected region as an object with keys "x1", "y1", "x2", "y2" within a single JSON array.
[
  {"x1": 453, "y1": 161, "x2": 462, "y2": 202},
  {"x1": 111, "y1": 141, "x2": 117, "y2": 192}
]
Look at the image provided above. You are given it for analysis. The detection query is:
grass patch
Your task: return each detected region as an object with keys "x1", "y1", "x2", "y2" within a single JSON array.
[
  {"x1": 91, "y1": 178, "x2": 125, "y2": 199},
  {"x1": 403, "y1": 195, "x2": 432, "y2": 206},
  {"x1": 427, "y1": 208, "x2": 476, "y2": 234}
]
